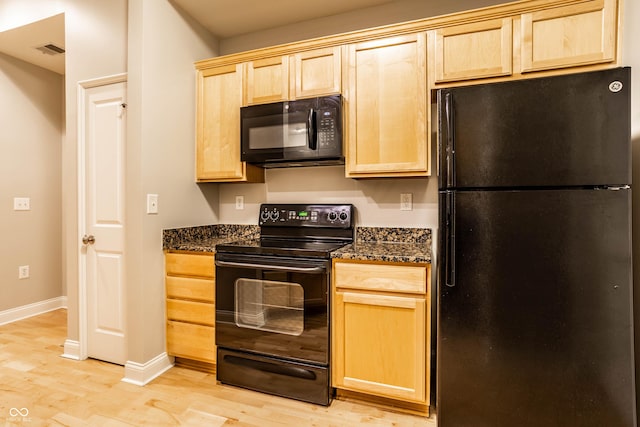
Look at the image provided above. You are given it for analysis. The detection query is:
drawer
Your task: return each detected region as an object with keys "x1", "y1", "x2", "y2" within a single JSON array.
[
  {"x1": 166, "y1": 276, "x2": 214, "y2": 302},
  {"x1": 165, "y1": 252, "x2": 214, "y2": 278},
  {"x1": 167, "y1": 320, "x2": 215, "y2": 363},
  {"x1": 166, "y1": 299, "x2": 214, "y2": 325},
  {"x1": 334, "y1": 261, "x2": 427, "y2": 294}
]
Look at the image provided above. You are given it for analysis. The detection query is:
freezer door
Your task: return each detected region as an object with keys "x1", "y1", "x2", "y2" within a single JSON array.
[
  {"x1": 438, "y1": 67, "x2": 631, "y2": 189},
  {"x1": 437, "y1": 188, "x2": 635, "y2": 427}
]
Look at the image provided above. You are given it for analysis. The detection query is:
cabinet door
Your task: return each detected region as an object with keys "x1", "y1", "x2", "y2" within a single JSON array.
[
  {"x1": 431, "y1": 18, "x2": 512, "y2": 83},
  {"x1": 520, "y1": 0, "x2": 616, "y2": 72},
  {"x1": 345, "y1": 33, "x2": 428, "y2": 177},
  {"x1": 334, "y1": 261, "x2": 427, "y2": 294},
  {"x1": 166, "y1": 299, "x2": 215, "y2": 326},
  {"x1": 165, "y1": 252, "x2": 214, "y2": 278},
  {"x1": 292, "y1": 47, "x2": 341, "y2": 99},
  {"x1": 167, "y1": 321, "x2": 216, "y2": 363},
  {"x1": 245, "y1": 56, "x2": 289, "y2": 105},
  {"x1": 196, "y1": 64, "x2": 263, "y2": 182},
  {"x1": 166, "y1": 276, "x2": 214, "y2": 302},
  {"x1": 333, "y1": 291, "x2": 427, "y2": 403}
]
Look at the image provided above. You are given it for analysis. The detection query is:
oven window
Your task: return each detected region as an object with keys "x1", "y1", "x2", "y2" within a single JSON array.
[{"x1": 235, "y1": 279, "x2": 304, "y2": 336}]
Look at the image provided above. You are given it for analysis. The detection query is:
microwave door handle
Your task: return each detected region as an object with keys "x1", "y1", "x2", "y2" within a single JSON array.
[{"x1": 307, "y1": 108, "x2": 317, "y2": 150}]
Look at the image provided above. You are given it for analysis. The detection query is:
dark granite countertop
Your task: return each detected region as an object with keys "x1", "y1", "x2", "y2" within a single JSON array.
[
  {"x1": 163, "y1": 224, "x2": 432, "y2": 263},
  {"x1": 163, "y1": 224, "x2": 259, "y2": 253},
  {"x1": 331, "y1": 227, "x2": 432, "y2": 264}
]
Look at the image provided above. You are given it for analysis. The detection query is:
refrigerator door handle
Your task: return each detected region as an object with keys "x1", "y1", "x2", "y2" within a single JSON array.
[
  {"x1": 444, "y1": 92, "x2": 455, "y2": 188},
  {"x1": 445, "y1": 192, "x2": 456, "y2": 287}
]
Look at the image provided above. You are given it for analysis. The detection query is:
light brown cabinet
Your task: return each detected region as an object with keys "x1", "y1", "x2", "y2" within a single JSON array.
[
  {"x1": 520, "y1": 0, "x2": 617, "y2": 73},
  {"x1": 429, "y1": 0, "x2": 618, "y2": 86},
  {"x1": 345, "y1": 33, "x2": 429, "y2": 178},
  {"x1": 244, "y1": 56, "x2": 290, "y2": 105},
  {"x1": 195, "y1": 64, "x2": 264, "y2": 183},
  {"x1": 429, "y1": 18, "x2": 513, "y2": 84},
  {"x1": 244, "y1": 46, "x2": 342, "y2": 104},
  {"x1": 194, "y1": 0, "x2": 621, "y2": 181},
  {"x1": 165, "y1": 252, "x2": 216, "y2": 370},
  {"x1": 332, "y1": 260, "x2": 431, "y2": 411},
  {"x1": 292, "y1": 46, "x2": 342, "y2": 99}
]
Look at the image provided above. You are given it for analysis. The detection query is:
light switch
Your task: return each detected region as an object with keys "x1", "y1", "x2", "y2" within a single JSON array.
[{"x1": 146, "y1": 194, "x2": 158, "y2": 214}]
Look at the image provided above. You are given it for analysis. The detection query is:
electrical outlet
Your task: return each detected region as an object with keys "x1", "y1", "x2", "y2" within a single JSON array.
[
  {"x1": 146, "y1": 194, "x2": 158, "y2": 214},
  {"x1": 235, "y1": 195, "x2": 245, "y2": 210},
  {"x1": 14, "y1": 197, "x2": 30, "y2": 211},
  {"x1": 400, "y1": 193, "x2": 413, "y2": 211},
  {"x1": 18, "y1": 265, "x2": 29, "y2": 279}
]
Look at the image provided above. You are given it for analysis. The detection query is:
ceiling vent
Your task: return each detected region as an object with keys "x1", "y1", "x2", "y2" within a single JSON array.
[{"x1": 35, "y1": 43, "x2": 65, "y2": 55}]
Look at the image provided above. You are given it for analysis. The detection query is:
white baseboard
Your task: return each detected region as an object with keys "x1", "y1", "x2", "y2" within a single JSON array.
[
  {"x1": 61, "y1": 339, "x2": 82, "y2": 360},
  {"x1": 122, "y1": 352, "x2": 174, "y2": 386},
  {"x1": 0, "y1": 296, "x2": 67, "y2": 326}
]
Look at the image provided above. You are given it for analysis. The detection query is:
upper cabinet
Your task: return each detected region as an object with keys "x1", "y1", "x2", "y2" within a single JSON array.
[
  {"x1": 520, "y1": 0, "x2": 617, "y2": 73},
  {"x1": 244, "y1": 56, "x2": 290, "y2": 105},
  {"x1": 430, "y1": 0, "x2": 618, "y2": 86},
  {"x1": 195, "y1": 0, "x2": 621, "y2": 182},
  {"x1": 196, "y1": 64, "x2": 264, "y2": 182},
  {"x1": 344, "y1": 33, "x2": 429, "y2": 178},
  {"x1": 292, "y1": 46, "x2": 342, "y2": 99},
  {"x1": 244, "y1": 47, "x2": 342, "y2": 105},
  {"x1": 429, "y1": 18, "x2": 513, "y2": 83}
]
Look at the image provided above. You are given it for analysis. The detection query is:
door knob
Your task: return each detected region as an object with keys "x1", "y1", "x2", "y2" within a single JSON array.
[{"x1": 82, "y1": 235, "x2": 95, "y2": 245}]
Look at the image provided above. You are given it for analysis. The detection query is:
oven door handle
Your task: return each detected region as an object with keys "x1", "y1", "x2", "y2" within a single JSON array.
[{"x1": 215, "y1": 260, "x2": 326, "y2": 273}]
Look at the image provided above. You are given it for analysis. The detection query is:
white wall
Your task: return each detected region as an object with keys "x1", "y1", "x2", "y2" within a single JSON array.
[
  {"x1": 1, "y1": 0, "x2": 218, "y2": 366},
  {"x1": 126, "y1": 0, "x2": 218, "y2": 363},
  {"x1": 0, "y1": 52, "x2": 63, "y2": 312},
  {"x1": 0, "y1": 0, "x2": 65, "y2": 32}
]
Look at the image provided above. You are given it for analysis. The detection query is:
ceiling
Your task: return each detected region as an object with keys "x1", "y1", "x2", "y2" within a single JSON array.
[
  {"x1": 0, "y1": 1, "x2": 397, "y2": 75},
  {"x1": 0, "y1": 14, "x2": 65, "y2": 75},
  {"x1": 171, "y1": 0, "x2": 397, "y2": 38}
]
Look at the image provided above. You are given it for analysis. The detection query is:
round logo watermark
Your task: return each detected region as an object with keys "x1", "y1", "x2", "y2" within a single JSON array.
[{"x1": 8, "y1": 407, "x2": 31, "y2": 423}]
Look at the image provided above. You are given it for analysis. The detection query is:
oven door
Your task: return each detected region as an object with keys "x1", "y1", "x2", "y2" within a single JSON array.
[{"x1": 215, "y1": 252, "x2": 330, "y2": 365}]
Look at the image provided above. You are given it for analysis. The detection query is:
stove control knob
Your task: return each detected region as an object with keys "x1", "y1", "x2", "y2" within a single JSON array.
[
  {"x1": 271, "y1": 210, "x2": 280, "y2": 221},
  {"x1": 327, "y1": 211, "x2": 338, "y2": 222},
  {"x1": 339, "y1": 211, "x2": 349, "y2": 221},
  {"x1": 260, "y1": 210, "x2": 270, "y2": 222}
]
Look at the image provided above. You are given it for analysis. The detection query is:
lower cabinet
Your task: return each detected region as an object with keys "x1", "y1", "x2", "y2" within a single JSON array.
[
  {"x1": 165, "y1": 252, "x2": 216, "y2": 371},
  {"x1": 332, "y1": 259, "x2": 431, "y2": 412}
]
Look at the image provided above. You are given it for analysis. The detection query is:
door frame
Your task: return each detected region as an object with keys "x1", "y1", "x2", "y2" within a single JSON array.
[{"x1": 76, "y1": 73, "x2": 128, "y2": 361}]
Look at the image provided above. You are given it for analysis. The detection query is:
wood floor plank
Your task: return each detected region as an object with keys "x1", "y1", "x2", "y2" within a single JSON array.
[{"x1": 0, "y1": 309, "x2": 437, "y2": 426}]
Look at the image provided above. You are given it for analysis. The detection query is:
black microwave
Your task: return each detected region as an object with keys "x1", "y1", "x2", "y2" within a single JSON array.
[{"x1": 241, "y1": 95, "x2": 343, "y2": 168}]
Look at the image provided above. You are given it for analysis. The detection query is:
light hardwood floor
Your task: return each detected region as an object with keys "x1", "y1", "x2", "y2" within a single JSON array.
[{"x1": 0, "y1": 309, "x2": 436, "y2": 426}]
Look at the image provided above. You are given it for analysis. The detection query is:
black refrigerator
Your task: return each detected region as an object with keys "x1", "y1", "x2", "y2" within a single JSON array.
[{"x1": 437, "y1": 67, "x2": 636, "y2": 427}]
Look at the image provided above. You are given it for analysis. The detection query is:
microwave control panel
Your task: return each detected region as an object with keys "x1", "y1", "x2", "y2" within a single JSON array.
[{"x1": 318, "y1": 108, "x2": 338, "y2": 149}]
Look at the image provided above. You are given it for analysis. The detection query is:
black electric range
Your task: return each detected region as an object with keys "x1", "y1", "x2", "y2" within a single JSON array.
[{"x1": 214, "y1": 203, "x2": 354, "y2": 406}]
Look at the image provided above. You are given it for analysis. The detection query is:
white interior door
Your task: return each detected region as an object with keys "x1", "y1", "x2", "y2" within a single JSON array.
[{"x1": 81, "y1": 78, "x2": 127, "y2": 365}]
